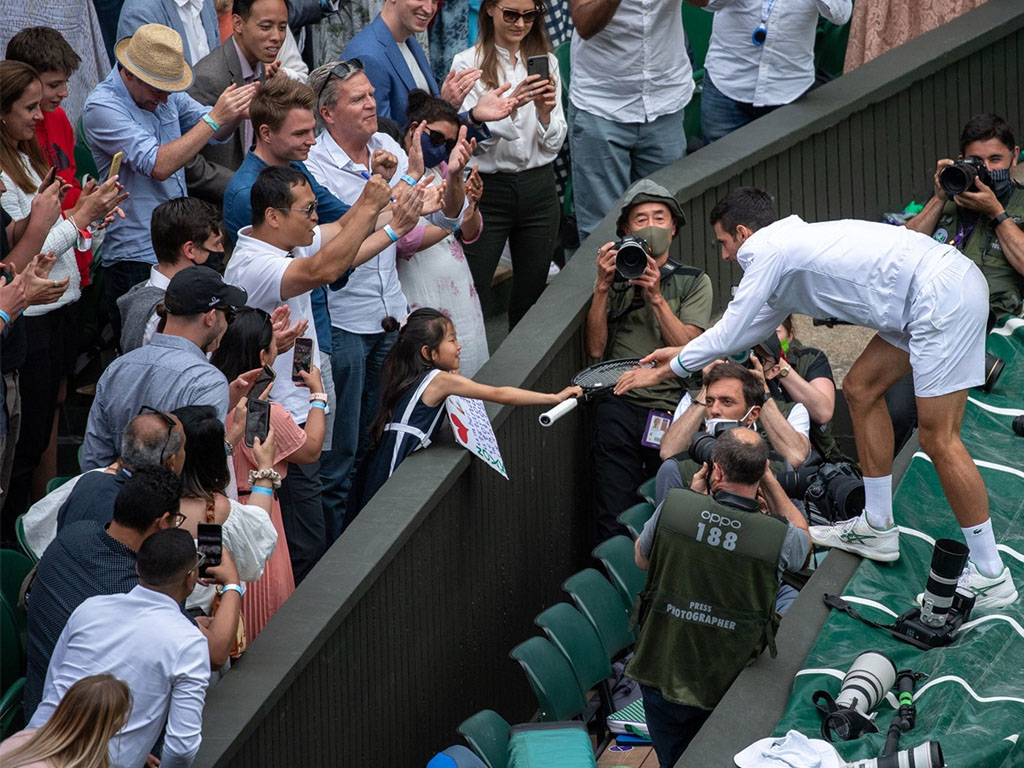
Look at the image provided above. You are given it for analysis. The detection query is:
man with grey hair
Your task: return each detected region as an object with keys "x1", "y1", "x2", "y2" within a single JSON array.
[{"x1": 23, "y1": 410, "x2": 187, "y2": 557}]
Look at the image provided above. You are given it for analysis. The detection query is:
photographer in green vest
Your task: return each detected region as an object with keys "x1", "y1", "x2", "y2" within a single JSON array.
[{"x1": 629, "y1": 428, "x2": 810, "y2": 767}]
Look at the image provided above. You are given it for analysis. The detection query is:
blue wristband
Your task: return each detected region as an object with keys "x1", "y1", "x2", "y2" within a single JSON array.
[
  {"x1": 310, "y1": 400, "x2": 327, "y2": 411},
  {"x1": 0, "y1": 309, "x2": 10, "y2": 325},
  {"x1": 250, "y1": 485, "x2": 274, "y2": 497},
  {"x1": 202, "y1": 114, "x2": 220, "y2": 133},
  {"x1": 400, "y1": 173, "x2": 418, "y2": 187},
  {"x1": 383, "y1": 224, "x2": 399, "y2": 243}
]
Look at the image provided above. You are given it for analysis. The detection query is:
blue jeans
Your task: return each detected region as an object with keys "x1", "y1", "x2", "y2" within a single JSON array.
[
  {"x1": 319, "y1": 326, "x2": 396, "y2": 541},
  {"x1": 700, "y1": 73, "x2": 782, "y2": 144},
  {"x1": 640, "y1": 685, "x2": 711, "y2": 768},
  {"x1": 568, "y1": 103, "x2": 687, "y2": 245}
]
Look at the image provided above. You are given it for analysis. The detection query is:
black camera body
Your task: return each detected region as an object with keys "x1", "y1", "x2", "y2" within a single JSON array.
[
  {"x1": 938, "y1": 156, "x2": 991, "y2": 196},
  {"x1": 805, "y1": 462, "x2": 865, "y2": 526},
  {"x1": 614, "y1": 236, "x2": 651, "y2": 280},
  {"x1": 688, "y1": 421, "x2": 745, "y2": 465},
  {"x1": 893, "y1": 590, "x2": 975, "y2": 649}
]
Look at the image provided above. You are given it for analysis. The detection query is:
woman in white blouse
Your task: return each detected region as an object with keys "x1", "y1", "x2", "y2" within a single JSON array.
[
  {"x1": 0, "y1": 60, "x2": 123, "y2": 516},
  {"x1": 452, "y1": 0, "x2": 567, "y2": 329}
]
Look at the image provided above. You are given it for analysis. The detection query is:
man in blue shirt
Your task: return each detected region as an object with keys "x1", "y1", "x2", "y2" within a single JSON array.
[
  {"x1": 81, "y1": 266, "x2": 248, "y2": 470},
  {"x1": 82, "y1": 23, "x2": 256, "y2": 343}
]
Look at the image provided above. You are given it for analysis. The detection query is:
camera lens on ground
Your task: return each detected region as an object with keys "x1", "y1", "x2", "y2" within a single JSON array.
[{"x1": 919, "y1": 539, "x2": 969, "y2": 628}]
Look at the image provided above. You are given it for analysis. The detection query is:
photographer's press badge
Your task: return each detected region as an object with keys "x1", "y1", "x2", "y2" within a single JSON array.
[{"x1": 641, "y1": 410, "x2": 673, "y2": 449}]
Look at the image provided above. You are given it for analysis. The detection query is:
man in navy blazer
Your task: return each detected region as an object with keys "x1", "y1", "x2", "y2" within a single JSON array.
[
  {"x1": 342, "y1": 0, "x2": 514, "y2": 130},
  {"x1": 118, "y1": 0, "x2": 221, "y2": 65}
]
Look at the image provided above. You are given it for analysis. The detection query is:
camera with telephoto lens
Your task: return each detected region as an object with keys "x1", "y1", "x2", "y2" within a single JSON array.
[
  {"x1": 843, "y1": 741, "x2": 944, "y2": 768},
  {"x1": 805, "y1": 462, "x2": 865, "y2": 526},
  {"x1": 893, "y1": 538, "x2": 975, "y2": 648},
  {"x1": 614, "y1": 236, "x2": 651, "y2": 280},
  {"x1": 813, "y1": 651, "x2": 896, "y2": 742},
  {"x1": 688, "y1": 421, "x2": 745, "y2": 466},
  {"x1": 981, "y1": 352, "x2": 1004, "y2": 393},
  {"x1": 938, "y1": 156, "x2": 991, "y2": 196}
]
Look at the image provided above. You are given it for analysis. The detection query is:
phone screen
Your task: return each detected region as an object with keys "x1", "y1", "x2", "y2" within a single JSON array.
[
  {"x1": 244, "y1": 398, "x2": 271, "y2": 448},
  {"x1": 249, "y1": 364, "x2": 276, "y2": 399},
  {"x1": 196, "y1": 523, "x2": 222, "y2": 578},
  {"x1": 291, "y1": 338, "x2": 313, "y2": 382}
]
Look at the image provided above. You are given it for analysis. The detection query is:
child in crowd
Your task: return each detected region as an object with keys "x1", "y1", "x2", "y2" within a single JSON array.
[{"x1": 355, "y1": 308, "x2": 581, "y2": 512}]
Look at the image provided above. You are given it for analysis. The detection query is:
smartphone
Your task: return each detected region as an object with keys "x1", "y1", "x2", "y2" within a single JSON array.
[
  {"x1": 526, "y1": 55, "x2": 550, "y2": 84},
  {"x1": 244, "y1": 397, "x2": 271, "y2": 448},
  {"x1": 291, "y1": 337, "x2": 313, "y2": 382},
  {"x1": 107, "y1": 151, "x2": 124, "y2": 181},
  {"x1": 38, "y1": 165, "x2": 58, "y2": 192},
  {"x1": 196, "y1": 523, "x2": 222, "y2": 578},
  {"x1": 249, "y1": 364, "x2": 276, "y2": 399}
]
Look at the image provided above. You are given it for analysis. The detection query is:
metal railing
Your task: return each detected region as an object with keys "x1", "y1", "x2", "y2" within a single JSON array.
[{"x1": 194, "y1": 2, "x2": 1023, "y2": 764}]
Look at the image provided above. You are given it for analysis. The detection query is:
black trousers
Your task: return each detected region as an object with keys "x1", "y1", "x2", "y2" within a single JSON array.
[
  {"x1": 277, "y1": 457, "x2": 326, "y2": 585},
  {"x1": 103, "y1": 260, "x2": 151, "y2": 348},
  {"x1": 592, "y1": 395, "x2": 662, "y2": 545}
]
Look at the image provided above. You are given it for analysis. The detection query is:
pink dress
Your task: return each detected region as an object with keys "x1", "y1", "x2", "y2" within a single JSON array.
[{"x1": 228, "y1": 402, "x2": 307, "y2": 640}]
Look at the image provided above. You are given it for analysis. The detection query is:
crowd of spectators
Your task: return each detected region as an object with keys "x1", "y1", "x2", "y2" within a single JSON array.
[{"x1": 0, "y1": 0, "x2": 1020, "y2": 764}]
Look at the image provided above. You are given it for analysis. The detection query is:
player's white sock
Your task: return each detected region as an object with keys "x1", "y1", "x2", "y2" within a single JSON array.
[
  {"x1": 862, "y1": 475, "x2": 894, "y2": 529},
  {"x1": 961, "y1": 519, "x2": 1004, "y2": 577}
]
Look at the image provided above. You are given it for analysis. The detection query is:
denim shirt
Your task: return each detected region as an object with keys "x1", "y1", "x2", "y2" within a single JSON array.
[{"x1": 83, "y1": 66, "x2": 214, "y2": 266}]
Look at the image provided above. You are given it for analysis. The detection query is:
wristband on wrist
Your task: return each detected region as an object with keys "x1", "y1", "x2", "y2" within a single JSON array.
[
  {"x1": 309, "y1": 392, "x2": 328, "y2": 403},
  {"x1": 218, "y1": 583, "x2": 245, "y2": 597},
  {"x1": 202, "y1": 114, "x2": 220, "y2": 133},
  {"x1": 400, "y1": 173, "x2": 418, "y2": 187},
  {"x1": 992, "y1": 211, "x2": 1010, "y2": 226},
  {"x1": 250, "y1": 485, "x2": 274, "y2": 497},
  {"x1": 383, "y1": 224, "x2": 399, "y2": 242},
  {"x1": 468, "y1": 108, "x2": 481, "y2": 126},
  {"x1": 310, "y1": 400, "x2": 327, "y2": 411},
  {"x1": 0, "y1": 309, "x2": 11, "y2": 325}
]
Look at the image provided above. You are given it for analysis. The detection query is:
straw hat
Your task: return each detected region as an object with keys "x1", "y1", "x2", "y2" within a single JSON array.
[{"x1": 114, "y1": 24, "x2": 194, "y2": 92}]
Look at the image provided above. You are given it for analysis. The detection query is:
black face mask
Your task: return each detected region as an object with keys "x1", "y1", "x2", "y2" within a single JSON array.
[
  {"x1": 203, "y1": 250, "x2": 226, "y2": 274},
  {"x1": 988, "y1": 167, "x2": 1014, "y2": 201}
]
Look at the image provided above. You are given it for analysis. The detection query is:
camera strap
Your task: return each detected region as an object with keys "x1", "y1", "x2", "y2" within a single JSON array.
[{"x1": 822, "y1": 594, "x2": 932, "y2": 651}]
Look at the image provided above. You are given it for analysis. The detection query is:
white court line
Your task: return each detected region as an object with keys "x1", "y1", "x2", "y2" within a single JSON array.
[
  {"x1": 897, "y1": 526, "x2": 1024, "y2": 565},
  {"x1": 796, "y1": 669, "x2": 1024, "y2": 708},
  {"x1": 960, "y1": 613, "x2": 1024, "y2": 641},
  {"x1": 912, "y1": 451, "x2": 1024, "y2": 480},
  {"x1": 839, "y1": 595, "x2": 899, "y2": 618},
  {"x1": 967, "y1": 396, "x2": 1024, "y2": 417},
  {"x1": 991, "y1": 317, "x2": 1024, "y2": 336}
]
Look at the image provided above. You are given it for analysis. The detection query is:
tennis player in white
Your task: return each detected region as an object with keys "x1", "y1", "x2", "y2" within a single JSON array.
[{"x1": 615, "y1": 187, "x2": 1017, "y2": 611}]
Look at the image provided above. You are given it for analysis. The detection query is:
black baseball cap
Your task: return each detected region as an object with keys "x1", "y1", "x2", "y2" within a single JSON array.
[{"x1": 164, "y1": 266, "x2": 248, "y2": 316}]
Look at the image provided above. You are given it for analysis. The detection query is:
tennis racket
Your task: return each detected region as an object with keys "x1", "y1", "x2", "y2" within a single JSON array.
[{"x1": 539, "y1": 358, "x2": 652, "y2": 427}]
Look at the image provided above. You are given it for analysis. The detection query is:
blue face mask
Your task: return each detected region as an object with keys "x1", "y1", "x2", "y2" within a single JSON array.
[{"x1": 420, "y1": 132, "x2": 450, "y2": 169}]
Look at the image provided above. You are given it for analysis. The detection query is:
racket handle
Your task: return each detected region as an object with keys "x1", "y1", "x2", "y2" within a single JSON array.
[{"x1": 539, "y1": 397, "x2": 579, "y2": 427}]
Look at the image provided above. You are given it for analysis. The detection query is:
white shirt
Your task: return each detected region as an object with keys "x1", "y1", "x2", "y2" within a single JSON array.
[
  {"x1": 704, "y1": 0, "x2": 852, "y2": 106},
  {"x1": 173, "y1": 0, "x2": 211, "y2": 64},
  {"x1": 569, "y1": 0, "x2": 694, "y2": 122},
  {"x1": 139, "y1": 265, "x2": 172, "y2": 347},
  {"x1": 671, "y1": 216, "x2": 957, "y2": 377},
  {"x1": 226, "y1": 226, "x2": 323, "y2": 423},
  {"x1": 397, "y1": 40, "x2": 430, "y2": 91},
  {"x1": 30, "y1": 585, "x2": 209, "y2": 768},
  {"x1": 451, "y1": 47, "x2": 567, "y2": 174},
  {"x1": 305, "y1": 131, "x2": 409, "y2": 335}
]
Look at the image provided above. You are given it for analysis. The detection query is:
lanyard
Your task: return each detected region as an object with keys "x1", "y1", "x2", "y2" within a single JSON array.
[
  {"x1": 760, "y1": 0, "x2": 778, "y2": 23},
  {"x1": 753, "y1": 0, "x2": 778, "y2": 44}
]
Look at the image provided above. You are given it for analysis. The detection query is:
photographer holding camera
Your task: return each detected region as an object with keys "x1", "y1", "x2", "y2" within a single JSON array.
[
  {"x1": 584, "y1": 180, "x2": 712, "y2": 543},
  {"x1": 629, "y1": 428, "x2": 809, "y2": 768},
  {"x1": 906, "y1": 113, "x2": 1023, "y2": 318}
]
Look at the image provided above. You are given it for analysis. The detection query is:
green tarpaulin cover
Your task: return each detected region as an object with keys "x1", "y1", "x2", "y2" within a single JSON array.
[{"x1": 772, "y1": 318, "x2": 1024, "y2": 767}]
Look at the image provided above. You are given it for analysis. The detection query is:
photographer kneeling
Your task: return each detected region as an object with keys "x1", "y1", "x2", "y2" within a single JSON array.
[
  {"x1": 654, "y1": 358, "x2": 811, "y2": 510},
  {"x1": 630, "y1": 429, "x2": 809, "y2": 768},
  {"x1": 585, "y1": 180, "x2": 712, "y2": 544}
]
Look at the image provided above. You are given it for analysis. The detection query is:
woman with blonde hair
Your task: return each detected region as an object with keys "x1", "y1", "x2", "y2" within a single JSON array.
[{"x1": 0, "y1": 673, "x2": 131, "y2": 768}]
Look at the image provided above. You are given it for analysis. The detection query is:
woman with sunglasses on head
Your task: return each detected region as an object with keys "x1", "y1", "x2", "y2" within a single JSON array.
[
  {"x1": 451, "y1": 0, "x2": 566, "y2": 329},
  {"x1": 211, "y1": 306, "x2": 327, "y2": 638},
  {"x1": 170, "y1": 404, "x2": 280, "y2": 662}
]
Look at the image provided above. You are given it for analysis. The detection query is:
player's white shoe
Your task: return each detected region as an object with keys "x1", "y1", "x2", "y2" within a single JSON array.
[
  {"x1": 809, "y1": 513, "x2": 900, "y2": 562},
  {"x1": 955, "y1": 561, "x2": 1019, "y2": 612}
]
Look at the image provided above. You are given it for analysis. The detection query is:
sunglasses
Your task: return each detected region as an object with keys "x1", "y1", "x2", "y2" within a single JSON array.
[
  {"x1": 427, "y1": 129, "x2": 457, "y2": 154},
  {"x1": 496, "y1": 5, "x2": 544, "y2": 24},
  {"x1": 275, "y1": 199, "x2": 319, "y2": 219},
  {"x1": 137, "y1": 405, "x2": 176, "y2": 463},
  {"x1": 217, "y1": 306, "x2": 237, "y2": 324},
  {"x1": 318, "y1": 58, "x2": 364, "y2": 101}
]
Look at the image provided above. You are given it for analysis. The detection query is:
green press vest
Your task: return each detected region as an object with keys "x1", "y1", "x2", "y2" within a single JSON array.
[
  {"x1": 784, "y1": 344, "x2": 848, "y2": 465},
  {"x1": 626, "y1": 488, "x2": 789, "y2": 710}
]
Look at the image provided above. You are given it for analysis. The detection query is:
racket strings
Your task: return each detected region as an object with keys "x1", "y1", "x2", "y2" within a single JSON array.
[{"x1": 573, "y1": 359, "x2": 651, "y2": 388}]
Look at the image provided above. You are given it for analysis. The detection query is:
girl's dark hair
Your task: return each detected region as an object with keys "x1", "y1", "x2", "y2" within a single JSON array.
[
  {"x1": 210, "y1": 307, "x2": 273, "y2": 382},
  {"x1": 475, "y1": 0, "x2": 550, "y2": 90},
  {"x1": 172, "y1": 405, "x2": 231, "y2": 501},
  {"x1": 370, "y1": 308, "x2": 452, "y2": 445},
  {"x1": 404, "y1": 89, "x2": 461, "y2": 136}
]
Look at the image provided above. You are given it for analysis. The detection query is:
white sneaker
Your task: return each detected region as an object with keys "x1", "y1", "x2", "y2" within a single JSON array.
[
  {"x1": 956, "y1": 561, "x2": 1019, "y2": 612},
  {"x1": 809, "y1": 513, "x2": 900, "y2": 562},
  {"x1": 546, "y1": 261, "x2": 561, "y2": 283}
]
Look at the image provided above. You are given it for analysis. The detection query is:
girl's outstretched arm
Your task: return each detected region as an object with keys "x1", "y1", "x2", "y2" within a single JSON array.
[{"x1": 423, "y1": 371, "x2": 582, "y2": 407}]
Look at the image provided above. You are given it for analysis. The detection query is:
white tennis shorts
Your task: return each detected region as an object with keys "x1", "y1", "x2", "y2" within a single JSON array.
[{"x1": 878, "y1": 248, "x2": 988, "y2": 398}]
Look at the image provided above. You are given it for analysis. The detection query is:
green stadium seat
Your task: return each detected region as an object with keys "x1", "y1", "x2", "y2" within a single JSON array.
[
  {"x1": 74, "y1": 115, "x2": 100, "y2": 183},
  {"x1": 1, "y1": 602, "x2": 24, "y2": 693},
  {"x1": 509, "y1": 636, "x2": 588, "y2": 722},
  {"x1": 617, "y1": 502, "x2": 655, "y2": 540},
  {"x1": 45, "y1": 475, "x2": 74, "y2": 495},
  {"x1": 14, "y1": 516, "x2": 38, "y2": 564},
  {"x1": 592, "y1": 536, "x2": 646, "y2": 612},
  {"x1": 0, "y1": 549, "x2": 34, "y2": 657},
  {"x1": 636, "y1": 477, "x2": 656, "y2": 505},
  {"x1": 0, "y1": 678, "x2": 24, "y2": 739},
  {"x1": 458, "y1": 709, "x2": 511, "y2": 768},
  {"x1": 562, "y1": 569, "x2": 634, "y2": 659}
]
